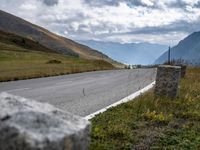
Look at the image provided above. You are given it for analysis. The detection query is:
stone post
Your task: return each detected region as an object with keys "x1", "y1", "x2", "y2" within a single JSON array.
[
  {"x1": 154, "y1": 65, "x2": 181, "y2": 98},
  {"x1": 180, "y1": 65, "x2": 187, "y2": 78},
  {"x1": 0, "y1": 92, "x2": 91, "y2": 150}
]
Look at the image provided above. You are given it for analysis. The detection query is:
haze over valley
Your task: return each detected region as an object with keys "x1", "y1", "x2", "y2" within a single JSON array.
[{"x1": 79, "y1": 40, "x2": 168, "y2": 65}]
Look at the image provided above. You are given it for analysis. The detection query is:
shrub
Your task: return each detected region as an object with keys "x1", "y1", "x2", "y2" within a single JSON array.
[
  {"x1": 46, "y1": 59, "x2": 62, "y2": 64},
  {"x1": 142, "y1": 109, "x2": 173, "y2": 124}
]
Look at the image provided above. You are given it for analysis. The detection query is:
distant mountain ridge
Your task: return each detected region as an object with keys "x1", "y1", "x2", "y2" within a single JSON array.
[
  {"x1": 78, "y1": 40, "x2": 168, "y2": 65},
  {"x1": 155, "y1": 31, "x2": 200, "y2": 65},
  {"x1": 0, "y1": 10, "x2": 116, "y2": 64}
]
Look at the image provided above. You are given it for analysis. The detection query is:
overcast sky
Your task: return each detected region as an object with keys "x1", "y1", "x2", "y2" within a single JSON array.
[{"x1": 1, "y1": 0, "x2": 200, "y2": 45}]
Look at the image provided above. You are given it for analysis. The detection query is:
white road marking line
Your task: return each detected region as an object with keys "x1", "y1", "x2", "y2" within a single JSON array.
[
  {"x1": 84, "y1": 81, "x2": 156, "y2": 120},
  {"x1": 6, "y1": 88, "x2": 30, "y2": 92}
]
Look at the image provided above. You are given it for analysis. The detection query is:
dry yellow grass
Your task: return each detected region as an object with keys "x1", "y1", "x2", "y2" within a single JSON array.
[{"x1": 0, "y1": 42, "x2": 115, "y2": 82}]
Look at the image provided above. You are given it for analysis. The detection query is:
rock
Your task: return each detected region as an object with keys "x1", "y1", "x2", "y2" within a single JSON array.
[{"x1": 0, "y1": 92, "x2": 90, "y2": 150}]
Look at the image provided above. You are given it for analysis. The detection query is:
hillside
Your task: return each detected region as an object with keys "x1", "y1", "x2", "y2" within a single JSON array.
[
  {"x1": 79, "y1": 40, "x2": 168, "y2": 65},
  {"x1": 0, "y1": 37, "x2": 115, "y2": 82},
  {"x1": 0, "y1": 10, "x2": 116, "y2": 64},
  {"x1": 155, "y1": 31, "x2": 200, "y2": 65},
  {"x1": 0, "y1": 30, "x2": 58, "y2": 54}
]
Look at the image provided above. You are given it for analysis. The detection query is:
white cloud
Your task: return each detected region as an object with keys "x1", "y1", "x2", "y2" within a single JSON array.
[
  {"x1": 0, "y1": 0, "x2": 200, "y2": 45},
  {"x1": 20, "y1": 3, "x2": 37, "y2": 10},
  {"x1": 141, "y1": 0, "x2": 154, "y2": 6},
  {"x1": 105, "y1": 32, "x2": 188, "y2": 46}
]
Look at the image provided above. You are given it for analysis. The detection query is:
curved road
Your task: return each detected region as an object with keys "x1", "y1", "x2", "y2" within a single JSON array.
[{"x1": 0, "y1": 69, "x2": 156, "y2": 117}]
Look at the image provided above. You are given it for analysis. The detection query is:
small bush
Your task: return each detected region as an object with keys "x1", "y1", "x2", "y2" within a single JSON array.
[
  {"x1": 142, "y1": 109, "x2": 173, "y2": 124},
  {"x1": 46, "y1": 59, "x2": 62, "y2": 64}
]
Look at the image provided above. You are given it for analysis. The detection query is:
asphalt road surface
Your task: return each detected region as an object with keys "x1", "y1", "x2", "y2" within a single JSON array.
[{"x1": 0, "y1": 69, "x2": 156, "y2": 117}]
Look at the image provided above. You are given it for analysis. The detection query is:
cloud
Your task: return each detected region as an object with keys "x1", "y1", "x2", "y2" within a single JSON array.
[
  {"x1": 0, "y1": 0, "x2": 200, "y2": 45},
  {"x1": 84, "y1": 0, "x2": 156, "y2": 7},
  {"x1": 84, "y1": 0, "x2": 200, "y2": 8},
  {"x1": 43, "y1": 0, "x2": 58, "y2": 6}
]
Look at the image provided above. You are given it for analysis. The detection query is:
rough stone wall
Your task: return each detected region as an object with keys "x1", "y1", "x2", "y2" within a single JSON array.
[
  {"x1": 0, "y1": 92, "x2": 91, "y2": 150},
  {"x1": 154, "y1": 65, "x2": 181, "y2": 98}
]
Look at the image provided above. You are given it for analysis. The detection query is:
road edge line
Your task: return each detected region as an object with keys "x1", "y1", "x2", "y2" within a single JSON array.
[{"x1": 84, "y1": 81, "x2": 156, "y2": 120}]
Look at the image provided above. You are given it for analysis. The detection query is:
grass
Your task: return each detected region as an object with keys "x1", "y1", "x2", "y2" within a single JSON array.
[
  {"x1": 90, "y1": 68, "x2": 200, "y2": 150},
  {"x1": 0, "y1": 41, "x2": 115, "y2": 82}
]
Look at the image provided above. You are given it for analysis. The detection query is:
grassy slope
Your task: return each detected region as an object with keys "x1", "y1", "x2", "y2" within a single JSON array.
[
  {"x1": 0, "y1": 41, "x2": 115, "y2": 82},
  {"x1": 90, "y1": 68, "x2": 200, "y2": 150},
  {"x1": 0, "y1": 30, "x2": 58, "y2": 54}
]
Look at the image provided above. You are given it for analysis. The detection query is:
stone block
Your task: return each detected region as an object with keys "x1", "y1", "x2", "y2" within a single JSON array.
[
  {"x1": 154, "y1": 65, "x2": 181, "y2": 98},
  {"x1": 0, "y1": 92, "x2": 90, "y2": 150},
  {"x1": 180, "y1": 65, "x2": 187, "y2": 78}
]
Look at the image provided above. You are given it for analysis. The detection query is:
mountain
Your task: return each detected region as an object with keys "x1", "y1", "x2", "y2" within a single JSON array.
[
  {"x1": 0, "y1": 10, "x2": 115, "y2": 63},
  {"x1": 155, "y1": 31, "x2": 200, "y2": 65},
  {"x1": 0, "y1": 30, "x2": 58, "y2": 54},
  {"x1": 78, "y1": 40, "x2": 168, "y2": 65}
]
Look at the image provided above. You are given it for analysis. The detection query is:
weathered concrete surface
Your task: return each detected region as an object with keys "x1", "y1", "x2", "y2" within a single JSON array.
[
  {"x1": 155, "y1": 65, "x2": 181, "y2": 98},
  {"x1": 0, "y1": 92, "x2": 90, "y2": 150}
]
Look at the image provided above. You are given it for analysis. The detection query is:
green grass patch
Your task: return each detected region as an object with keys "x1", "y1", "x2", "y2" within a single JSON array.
[
  {"x1": 0, "y1": 42, "x2": 115, "y2": 82},
  {"x1": 90, "y1": 68, "x2": 200, "y2": 150}
]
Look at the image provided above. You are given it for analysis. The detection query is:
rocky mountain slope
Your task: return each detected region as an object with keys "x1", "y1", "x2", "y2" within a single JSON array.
[{"x1": 155, "y1": 31, "x2": 200, "y2": 65}]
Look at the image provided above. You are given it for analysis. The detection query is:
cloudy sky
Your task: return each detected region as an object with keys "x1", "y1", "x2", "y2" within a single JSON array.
[{"x1": 1, "y1": 0, "x2": 200, "y2": 45}]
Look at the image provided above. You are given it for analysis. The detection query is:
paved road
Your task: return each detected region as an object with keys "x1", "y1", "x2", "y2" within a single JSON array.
[{"x1": 0, "y1": 69, "x2": 156, "y2": 117}]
